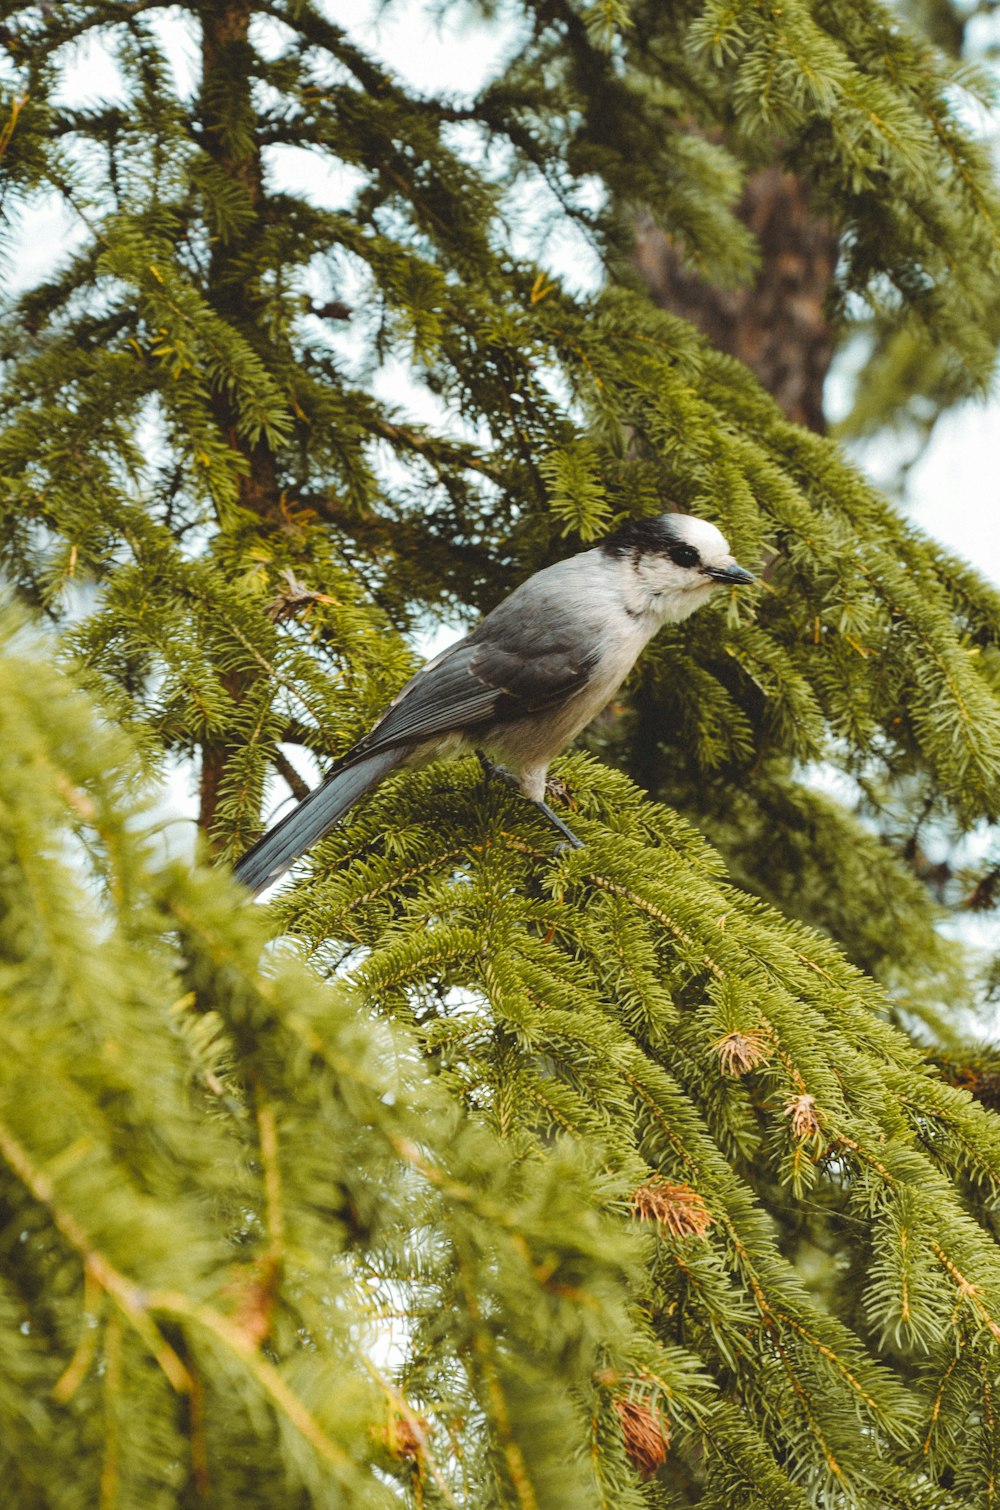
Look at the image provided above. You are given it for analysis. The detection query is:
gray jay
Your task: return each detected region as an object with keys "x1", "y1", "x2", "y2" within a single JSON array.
[{"x1": 234, "y1": 513, "x2": 754, "y2": 893}]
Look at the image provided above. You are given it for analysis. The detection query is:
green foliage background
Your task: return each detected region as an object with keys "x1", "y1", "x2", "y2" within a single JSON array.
[{"x1": 1, "y1": 0, "x2": 1000, "y2": 1504}]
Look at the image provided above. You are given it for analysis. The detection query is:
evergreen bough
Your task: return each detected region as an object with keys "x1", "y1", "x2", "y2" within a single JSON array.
[{"x1": 1, "y1": 1, "x2": 1000, "y2": 1504}]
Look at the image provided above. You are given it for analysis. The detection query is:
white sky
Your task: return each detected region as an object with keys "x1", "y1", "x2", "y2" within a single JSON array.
[{"x1": 908, "y1": 404, "x2": 1000, "y2": 583}]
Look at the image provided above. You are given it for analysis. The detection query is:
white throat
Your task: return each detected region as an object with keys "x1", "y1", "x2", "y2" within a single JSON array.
[{"x1": 619, "y1": 554, "x2": 717, "y2": 628}]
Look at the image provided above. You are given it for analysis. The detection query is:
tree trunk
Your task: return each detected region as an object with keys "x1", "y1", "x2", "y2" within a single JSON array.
[
  {"x1": 634, "y1": 166, "x2": 837, "y2": 433},
  {"x1": 198, "y1": 1, "x2": 277, "y2": 838}
]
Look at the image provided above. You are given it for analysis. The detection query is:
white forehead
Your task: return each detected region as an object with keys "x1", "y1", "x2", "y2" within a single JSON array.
[{"x1": 673, "y1": 515, "x2": 730, "y2": 558}]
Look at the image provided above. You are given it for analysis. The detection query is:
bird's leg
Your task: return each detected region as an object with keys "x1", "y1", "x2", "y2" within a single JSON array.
[
  {"x1": 475, "y1": 751, "x2": 584, "y2": 850},
  {"x1": 476, "y1": 750, "x2": 518, "y2": 789},
  {"x1": 530, "y1": 797, "x2": 585, "y2": 850}
]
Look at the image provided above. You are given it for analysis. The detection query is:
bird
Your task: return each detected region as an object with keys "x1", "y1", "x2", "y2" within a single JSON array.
[{"x1": 233, "y1": 513, "x2": 755, "y2": 894}]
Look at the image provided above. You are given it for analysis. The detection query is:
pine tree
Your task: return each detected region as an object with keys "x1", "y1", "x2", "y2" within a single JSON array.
[{"x1": 2, "y1": 1, "x2": 1000, "y2": 1506}]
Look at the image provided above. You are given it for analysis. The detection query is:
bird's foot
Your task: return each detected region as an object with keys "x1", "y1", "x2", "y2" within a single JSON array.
[
  {"x1": 475, "y1": 751, "x2": 584, "y2": 851},
  {"x1": 544, "y1": 776, "x2": 574, "y2": 809},
  {"x1": 476, "y1": 751, "x2": 521, "y2": 791}
]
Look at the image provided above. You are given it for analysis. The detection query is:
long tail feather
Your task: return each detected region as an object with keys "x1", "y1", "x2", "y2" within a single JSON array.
[{"x1": 233, "y1": 746, "x2": 407, "y2": 895}]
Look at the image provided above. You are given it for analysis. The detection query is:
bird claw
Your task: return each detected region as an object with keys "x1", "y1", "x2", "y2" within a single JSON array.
[{"x1": 544, "y1": 776, "x2": 574, "y2": 808}]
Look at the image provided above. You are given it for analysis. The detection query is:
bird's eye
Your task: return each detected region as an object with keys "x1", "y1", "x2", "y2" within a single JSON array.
[{"x1": 670, "y1": 544, "x2": 700, "y2": 569}]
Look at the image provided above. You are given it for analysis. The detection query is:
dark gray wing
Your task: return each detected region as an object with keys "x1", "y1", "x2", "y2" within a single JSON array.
[{"x1": 346, "y1": 591, "x2": 599, "y2": 761}]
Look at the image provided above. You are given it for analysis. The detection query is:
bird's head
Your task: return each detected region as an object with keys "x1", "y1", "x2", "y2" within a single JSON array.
[{"x1": 600, "y1": 512, "x2": 755, "y2": 623}]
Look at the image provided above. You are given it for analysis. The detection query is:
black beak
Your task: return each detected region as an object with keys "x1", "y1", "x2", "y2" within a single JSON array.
[{"x1": 706, "y1": 562, "x2": 755, "y2": 585}]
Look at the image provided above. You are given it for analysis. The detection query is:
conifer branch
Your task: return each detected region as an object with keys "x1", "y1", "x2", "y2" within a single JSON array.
[
  {"x1": 4, "y1": 0, "x2": 1000, "y2": 1498},
  {"x1": 360, "y1": 1356, "x2": 458, "y2": 1508},
  {"x1": 144, "y1": 1290, "x2": 358, "y2": 1476},
  {"x1": 52, "y1": 1267, "x2": 103, "y2": 1405},
  {"x1": 99, "y1": 1312, "x2": 123, "y2": 1510},
  {"x1": 0, "y1": 1117, "x2": 194, "y2": 1396}
]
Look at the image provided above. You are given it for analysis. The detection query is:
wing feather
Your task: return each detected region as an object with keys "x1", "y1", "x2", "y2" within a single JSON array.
[{"x1": 349, "y1": 593, "x2": 599, "y2": 760}]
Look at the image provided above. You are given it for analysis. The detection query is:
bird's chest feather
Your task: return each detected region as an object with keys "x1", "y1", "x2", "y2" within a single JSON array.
[{"x1": 484, "y1": 609, "x2": 655, "y2": 776}]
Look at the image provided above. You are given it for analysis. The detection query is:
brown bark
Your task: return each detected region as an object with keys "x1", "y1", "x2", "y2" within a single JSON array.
[
  {"x1": 198, "y1": 735, "x2": 229, "y2": 837},
  {"x1": 634, "y1": 166, "x2": 838, "y2": 433},
  {"x1": 202, "y1": 1, "x2": 260, "y2": 200}
]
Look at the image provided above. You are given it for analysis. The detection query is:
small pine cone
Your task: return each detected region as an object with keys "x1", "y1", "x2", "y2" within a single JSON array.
[
  {"x1": 713, "y1": 1029, "x2": 769, "y2": 1076},
  {"x1": 265, "y1": 567, "x2": 335, "y2": 622},
  {"x1": 378, "y1": 1411, "x2": 428, "y2": 1462},
  {"x1": 631, "y1": 1176, "x2": 713, "y2": 1239},
  {"x1": 225, "y1": 1257, "x2": 278, "y2": 1348},
  {"x1": 614, "y1": 1396, "x2": 670, "y2": 1480},
  {"x1": 785, "y1": 1091, "x2": 822, "y2": 1142}
]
